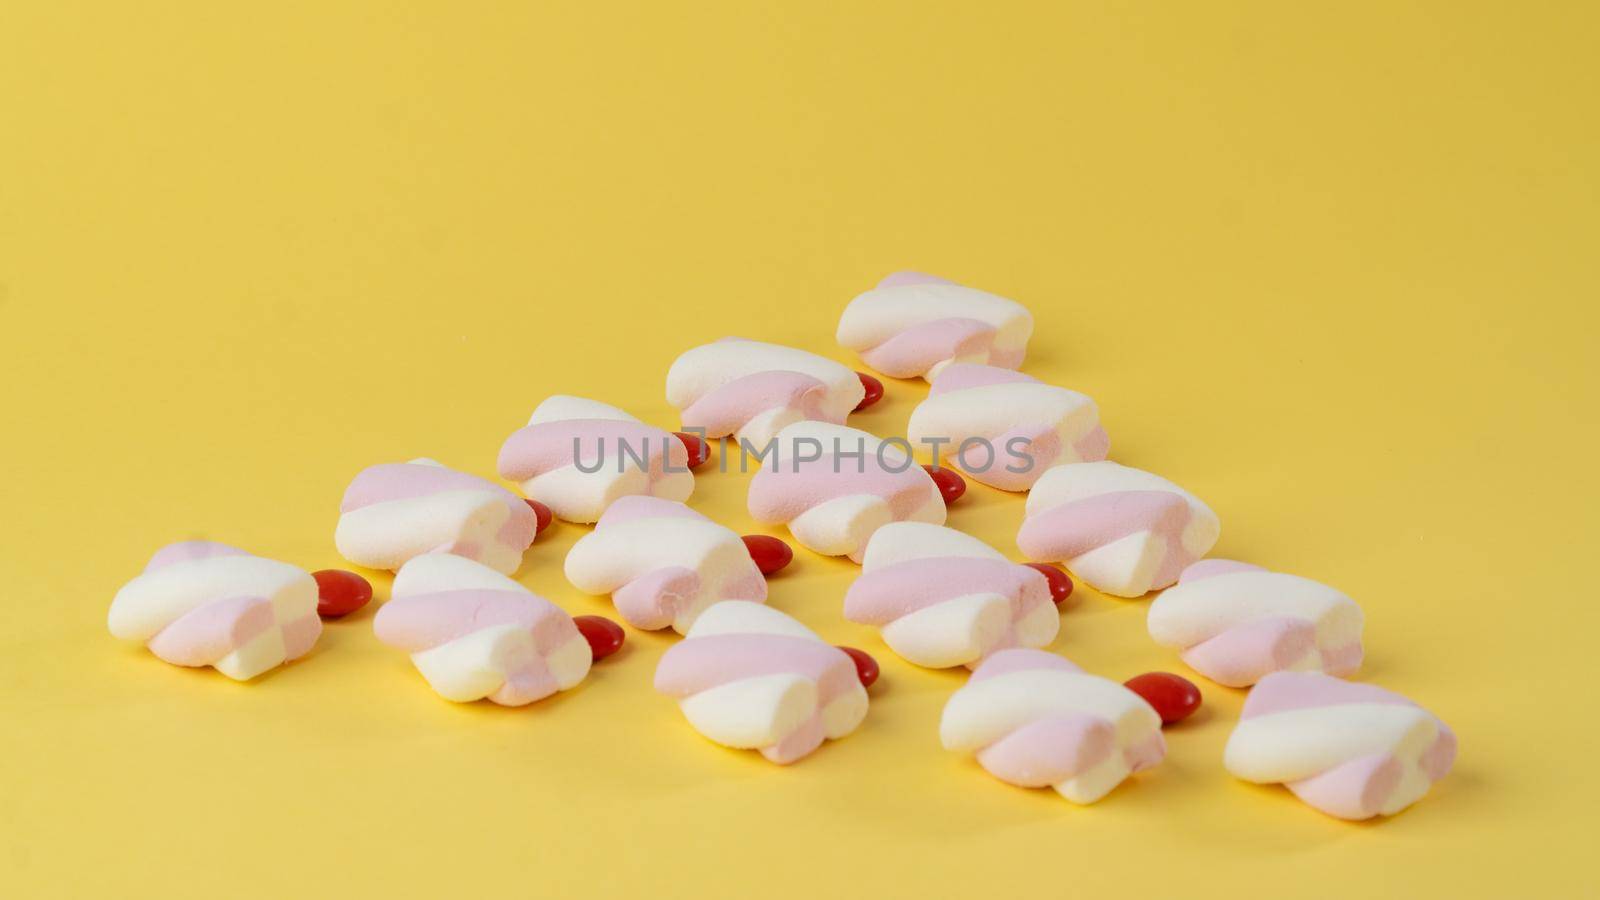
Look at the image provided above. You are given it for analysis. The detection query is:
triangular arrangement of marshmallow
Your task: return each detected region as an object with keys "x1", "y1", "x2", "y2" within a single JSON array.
[
  {"x1": 747, "y1": 421, "x2": 945, "y2": 561},
  {"x1": 845, "y1": 522, "x2": 1058, "y2": 668},
  {"x1": 836, "y1": 272, "x2": 1033, "y2": 381},
  {"x1": 1017, "y1": 461, "x2": 1220, "y2": 597},
  {"x1": 1148, "y1": 560, "x2": 1365, "y2": 687},
  {"x1": 496, "y1": 395, "x2": 693, "y2": 524},
  {"x1": 565, "y1": 496, "x2": 768, "y2": 633},
  {"x1": 100, "y1": 265, "x2": 1462, "y2": 826},
  {"x1": 654, "y1": 601, "x2": 868, "y2": 764},
  {"x1": 373, "y1": 554, "x2": 592, "y2": 706},
  {"x1": 908, "y1": 363, "x2": 1108, "y2": 491},
  {"x1": 108, "y1": 541, "x2": 322, "y2": 680},
  {"x1": 1225, "y1": 672, "x2": 1456, "y2": 820},
  {"x1": 335, "y1": 458, "x2": 537, "y2": 574},
  {"x1": 940, "y1": 649, "x2": 1166, "y2": 803},
  {"x1": 666, "y1": 337, "x2": 866, "y2": 447}
]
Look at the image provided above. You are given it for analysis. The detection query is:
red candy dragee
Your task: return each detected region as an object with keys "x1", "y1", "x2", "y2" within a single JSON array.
[
  {"x1": 673, "y1": 431, "x2": 712, "y2": 469},
  {"x1": 574, "y1": 615, "x2": 626, "y2": 661},
  {"x1": 923, "y1": 465, "x2": 967, "y2": 505},
  {"x1": 312, "y1": 569, "x2": 372, "y2": 618},
  {"x1": 853, "y1": 372, "x2": 885, "y2": 411},
  {"x1": 1022, "y1": 563, "x2": 1074, "y2": 605},
  {"x1": 523, "y1": 498, "x2": 554, "y2": 536},
  {"x1": 837, "y1": 646, "x2": 880, "y2": 688},
  {"x1": 741, "y1": 534, "x2": 794, "y2": 576},
  {"x1": 1124, "y1": 672, "x2": 1202, "y2": 724}
]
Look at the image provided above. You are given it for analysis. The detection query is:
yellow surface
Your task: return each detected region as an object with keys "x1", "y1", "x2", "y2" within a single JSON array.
[{"x1": 3, "y1": 2, "x2": 1597, "y2": 897}]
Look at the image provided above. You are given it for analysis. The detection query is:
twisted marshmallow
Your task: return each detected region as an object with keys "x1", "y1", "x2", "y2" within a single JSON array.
[
  {"x1": 373, "y1": 554, "x2": 591, "y2": 706},
  {"x1": 836, "y1": 271, "x2": 1033, "y2": 381},
  {"x1": 747, "y1": 421, "x2": 944, "y2": 562},
  {"x1": 1148, "y1": 560, "x2": 1364, "y2": 687},
  {"x1": 941, "y1": 649, "x2": 1166, "y2": 803},
  {"x1": 908, "y1": 364, "x2": 1108, "y2": 491},
  {"x1": 335, "y1": 458, "x2": 536, "y2": 574},
  {"x1": 565, "y1": 496, "x2": 767, "y2": 633},
  {"x1": 1225, "y1": 672, "x2": 1457, "y2": 820},
  {"x1": 108, "y1": 541, "x2": 322, "y2": 681},
  {"x1": 845, "y1": 522, "x2": 1058, "y2": 668},
  {"x1": 654, "y1": 601, "x2": 868, "y2": 764},
  {"x1": 666, "y1": 338, "x2": 866, "y2": 447},
  {"x1": 497, "y1": 395, "x2": 693, "y2": 524},
  {"x1": 1017, "y1": 461, "x2": 1220, "y2": 597}
]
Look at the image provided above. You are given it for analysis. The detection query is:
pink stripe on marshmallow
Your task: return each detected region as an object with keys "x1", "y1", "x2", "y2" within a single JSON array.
[
  {"x1": 374, "y1": 589, "x2": 575, "y2": 655},
  {"x1": 144, "y1": 541, "x2": 249, "y2": 573},
  {"x1": 654, "y1": 633, "x2": 858, "y2": 707},
  {"x1": 680, "y1": 370, "x2": 834, "y2": 437},
  {"x1": 844, "y1": 557, "x2": 1049, "y2": 625},
  {"x1": 497, "y1": 419, "x2": 686, "y2": 482}
]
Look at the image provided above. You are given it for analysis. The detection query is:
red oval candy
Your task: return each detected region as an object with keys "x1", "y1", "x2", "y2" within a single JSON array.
[
  {"x1": 1124, "y1": 672, "x2": 1202, "y2": 725},
  {"x1": 742, "y1": 534, "x2": 793, "y2": 576},
  {"x1": 312, "y1": 569, "x2": 372, "y2": 618},
  {"x1": 854, "y1": 372, "x2": 885, "y2": 411},
  {"x1": 836, "y1": 646, "x2": 880, "y2": 688},
  {"x1": 524, "y1": 498, "x2": 554, "y2": 536},
  {"x1": 1023, "y1": 563, "x2": 1074, "y2": 605},
  {"x1": 923, "y1": 465, "x2": 967, "y2": 505},
  {"x1": 573, "y1": 615, "x2": 626, "y2": 661},
  {"x1": 673, "y1": 431, "x2": 711, "y2": 469}
]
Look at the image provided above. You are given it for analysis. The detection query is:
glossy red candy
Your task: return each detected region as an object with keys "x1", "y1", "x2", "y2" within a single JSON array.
[
  {"x1": 1023, "y1": 563, "x2": 1074, "y2": 605},
  {"x1": 573, "y1": 615, "x2": 626, "y2": 661},
  {"x1": 312, "y1": 569, "x2": 372, "y2": 618},
  {"x1": 1124, "y1": 672, "x2": 1202, "y2": 725},
  {"x1": 854, "y1": 372, "x2": 885, "y2": 411},
  {"x1": 524, "y1": 498, "x2": 554, "y2": 536},
  {"x1": 836, "y1": 646, "x2": 880, "y2": 688},
  {"x1": 741, "y1": 534, "x2": 793, "y2": 576},
  {"x1": 923, "y1": 465, "x2": 967, "y2": 505},
  {"x1": 673, "y1": 431, "x2": 712, "y2": 469}
]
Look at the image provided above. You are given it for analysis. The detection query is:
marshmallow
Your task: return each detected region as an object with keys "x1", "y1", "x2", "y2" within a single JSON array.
[
  {"x1": 654, "y1": 601, "x2": 868, "y2": 764},
  {"x1": 746, "y1": 421, "x2": 945, "y2": 562},
  {"x1": 1148, "y1": 561, "x2": 1364, "y2": 687},
  {"x1": 497, "y1": 395, "x2": 694, "y2": 524},
  {"x1": 373, "y1": 554, "x2": 591, "y2": 706},
  {"x1": 1225, "y1": 672, "x2": 1457, "y2": 820},
  {"x1": 940, "y1": 649, "x2": 1166, "y2": 803},
  {"x1": 908, "y1": 364, "x2": 1108, "y2": 491},
  {"x1": 845, "y1": 522, "x2": 1058, "y2": 668},
  {"x1": 564, "y1": 496, "x2": 768, "y2": 633},
  {"x1": 1017, "y1": 461, "x2": 1220, "y2": 597},
  {"x1": 335, "y1": 458, "x2": 536, "y2": 575},
  {"x1": 108, "y1": 541, "x2": 322, "y2": 680},
  {"x1": 666, "y1": 338, "x2": 866, "y2": 447},
  {"x1": 836, "y1": 271, "x2": 1033, "y2": 381}
]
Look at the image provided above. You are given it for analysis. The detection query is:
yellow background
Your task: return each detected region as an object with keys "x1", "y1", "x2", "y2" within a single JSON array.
[{"x1": 3, "y1": 2, "x2": 1597, "y2": 897}]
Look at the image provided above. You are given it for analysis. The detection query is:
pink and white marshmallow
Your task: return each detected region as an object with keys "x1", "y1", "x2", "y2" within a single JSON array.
[
  {"x1": 845, "y1": 522, "x2": 1058, "y2": 668},
  {"x1": 373, "y1": 554, "x2": 591, "y2": 706},
  {"x1": 108, "y1": 541, "x2": 322, "y2": 681},
  {"x1": 836, "y1": 272, "x2": 1033, "y2": 381},
  {"x1": 908, "y1": 364, "x2": 1108, "y2": 491},
  {"x1": 1225, "y1": 672, "x2": 1457, "y2": 820},
  {"x1": 565, "y1": 496, "x2": 767, "y2": 633},
  {"x1": 1148, "y1": 561, "x2": 1364, "y2": 687},
  {"x1": 666, "y1": 338, "x2": 866, "y2": 447},
  {"x1": 747, "y1": 421, "x2": 945, "y2": 562},
  {"x1": 335, "y1": 458, "x2": 536, "y2": 575},
  {"x1": 654, "y1": 601, "x2": 869, "y2": 764},
  {"x1": 940, "y1": 649, "x2": 1166, "y2": 803},
  {"x1": 1017, "y1": 461, "x2": 1220, "y2": 597},
  {"x1": 497, "y1": 395, "x2": 693, "y2": 524}
]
